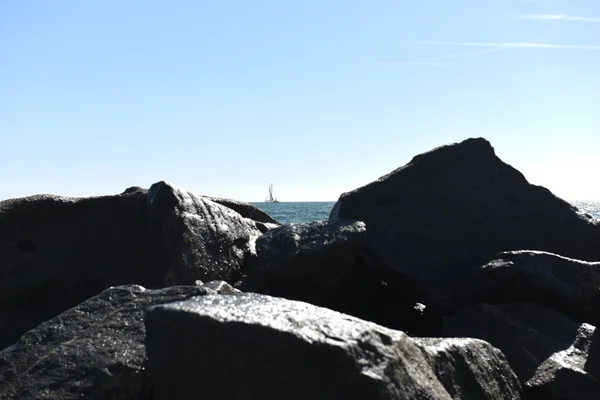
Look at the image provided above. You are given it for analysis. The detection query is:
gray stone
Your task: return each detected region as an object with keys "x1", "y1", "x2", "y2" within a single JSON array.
[
  {"x1": 416, "y1": 337, "x2": 523, "y2": 400},
  {"x1": 444, "y1": 302, "x2": 600, "y2": 399},
  {"x1": 0, "y1": 190, "x2": 164, "y2": 350},
  {"x1": 121, "y1": 186, "x2": 146, "y2": 195},
  {"x1": 146, "y1": 181, "x2": 271, "y2": 285},
  {"x1": 241, "y1": 219, "x2": 441, "y2": 335},
  {"x1": 205, "y1": 196, "x2": 280, "y2": 225},
  {"x1": 585, "y1": 327, "x2": 600, "y2": 379},
  {"x1": 245, "y1": 218, "x2": 367, "y2": 284},
  {"x1": 330, "y1": 138, "x2": 600, "y2": 297},
  {"x1": 0, "y1": 282, "x2": 237, "y2": 400},
  {"x1": 432, "y1": 250, "x2": 600, "y2": 326},
  {"x1": 144, "y1": 293, "x2": 522, "y2": 400}
]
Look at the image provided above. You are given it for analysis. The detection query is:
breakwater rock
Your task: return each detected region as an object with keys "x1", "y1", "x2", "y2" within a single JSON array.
[{"x1": 2, "y1": 137, "x2": 600, "y2": 399}]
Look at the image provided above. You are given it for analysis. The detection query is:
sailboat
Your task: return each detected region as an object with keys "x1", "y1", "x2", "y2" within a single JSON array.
[{"x1": 265, "y1": 183, "x2": 280, "y2": 203}]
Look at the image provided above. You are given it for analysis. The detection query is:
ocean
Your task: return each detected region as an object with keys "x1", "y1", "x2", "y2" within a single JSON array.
[
  {"x1": 253, "y1": 201, "x2": 600, "y2": 224},
  {"x1": 251, "y1": 202, "x2": 336, "y2": 224},
  {"x1": 572, "y1": 201, "x2": 600, "y2": 220}
]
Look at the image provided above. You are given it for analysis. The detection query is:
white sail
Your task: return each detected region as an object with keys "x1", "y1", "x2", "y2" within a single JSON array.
[{"x1": 265, "y1": 183, "x2": 279, "y2": 203}]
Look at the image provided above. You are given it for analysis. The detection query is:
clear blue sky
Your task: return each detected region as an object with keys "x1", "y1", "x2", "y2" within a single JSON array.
[{"x1": 2, "y1": 0, "x2": 599, "y2": 201}]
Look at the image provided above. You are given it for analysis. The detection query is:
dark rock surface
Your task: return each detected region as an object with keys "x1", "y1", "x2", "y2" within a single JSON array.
[
  {"x1": 444, "y1": 302, "x2": 600, "y2": 399},
  {"x1": 0, "y1": 282, "x2": 238, "y2": 400},
  {"x1": 5, "y1": 138, "x2": 600, "y2": 399},
  {"x1": 145, "y1": 293, "x2": 522, "y2": 400},
  {"x1": 0, "y1": 191, "x2": 164, "y2": 350},
  {"x1": 0, "y1": 181, "x2": 271, "y2": 351},
  {"x1": 122, "y1": 186, "x2": 147, "y2": 195},
  {"x1": 146, "y1": 181, "x2": 274, "y2": 286},
  {"x1": 242, "y1": 219, "x2": 367, "y2": 295},
  {"x1": 415, "y1": 337, "x2": 523, "y2": 399},
  {"x1": 585, "y1": 327, "x2": 600, "y2": 378},
  {"x1": 431, "y1": 250, "x2": 600, "y2": 325},
  {"x1": 330, "y1": 138, "x2": 600, "y2": 296},
  {"x1": 241, "y1": 219, "x2": 442, "y2": 335}
]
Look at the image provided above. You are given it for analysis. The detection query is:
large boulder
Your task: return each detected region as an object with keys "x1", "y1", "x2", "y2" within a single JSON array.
[
  {"x1": 0, "y1": 182, "x2": 275, "y2": 351},
  {"x1": 120, "y1": 187, "x2": 279, "y2": 226},
  {"x1": 0, "y1": 190, "x2": 164, "y2": 350},
  {"x1": 416, "y1": 337, "x2": 523, "y2": 399},
  {"x1": 0, "y1": 281, "x2": 238, "y2": 400},
  {"x1": 144, "y1": 293, "x2": 523, "y2": 400},
  {"x1": 330, "y1": 138, "x2": 600, "y2": 296},
  {"x1": 444, "y1": 302, "x2": 600, "y2": 399},
  {"x1": 431, "y1": 250, "x2": 600, "y2": 326},
  {"x1": 242, "y1": 219, "x2": 368, "y2": 296},
  {"x1": 146, "y1": 181, "x2": 277, "y2": 286},
  {"x1": 241, "y1": 219, "x2": 441, "y2": 335}
]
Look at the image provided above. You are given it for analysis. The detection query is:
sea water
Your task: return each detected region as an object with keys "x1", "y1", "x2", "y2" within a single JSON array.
[
  {"x1": 572, "y1": 201, "x2": 600, "y2": 220},
  {"x1": 251, "y1": 202, "x2": 336, "y2": 224},
  {"x1": 253, "y1": 201, "x2": 600, "y2": 224}
]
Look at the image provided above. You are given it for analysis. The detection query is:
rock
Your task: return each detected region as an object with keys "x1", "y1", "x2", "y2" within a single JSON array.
[
  {"x1": 0, "y1": 190, "x2": 164, "y2": 350},
  {"x1": 0, "y1": 282, "x2": 237, "y2": 400},
  {"x1": 243, "y1": 219, "x2": 367, "y2": 291},
  {"x1": 431, "y1": 250, "x2": 600, "y2": 326},
  {"x1": 205, "y1": 196, "x2": 280, "y2": 225},
  {"x1": 585, "y1": 327, "x2": 600, "y2": 379},
  {"x1": 119, "y1": 189, "x2": 279, "y2": 227},
  {"x1": 241, "y1": 219, "x2": 442, "y2": 335},
  {"x1": 415, "y1": 337, "x2": 523, "y2": 399},
  {"x1": 330, "y1": 138, "x2": 600, "y2": 296},
  {"x1": 194, "y1": 279, "x2": 242, "y2": 294},
  {"x1": 444, "y1": 302, "x2": 600, "y2": 399},
  {"x1": 0, "y1": 181, "x2": 275, "y2": 350},
  {"x1": 122, "y1": 186, "x2": 147, "y2": 195},
  {"x1": 146, "y1": 181, "x2": 273, "y2": 286},
  {"x1": 144, "y1": 293, "x2": 522, "y2": 400}
]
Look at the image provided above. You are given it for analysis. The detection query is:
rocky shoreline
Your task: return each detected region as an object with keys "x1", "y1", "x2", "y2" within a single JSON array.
[{"x1": 1, "y1": 137, "x2": 599, "y2": 399}]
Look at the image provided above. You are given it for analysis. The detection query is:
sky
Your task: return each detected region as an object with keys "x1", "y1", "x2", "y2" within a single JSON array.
[{"x1": 1, "y1": 0, "x2": 599, "y2": 202}]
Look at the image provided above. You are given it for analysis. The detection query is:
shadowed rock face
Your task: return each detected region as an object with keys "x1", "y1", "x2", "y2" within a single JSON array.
[
  {"x1": 242, "y1": 219, "x2": 368, "y2": 293},
  {"x1": 329, "y1": 138, "x2": 600, "y2": 295},
  {"x1": 5, "y1": 137, "x2": 600, "y2": 399},
  {"x1": 0, "y1": 182, "x2": 275, "y2": 350},
  {"x1": 241, "y1": 219, "x2": 442, "y2": 336},
  {"x1": 0, "y1": 282, "x2": 239, "y2": 400},
  {"x1": 585, "y1": 328, "x2": 600, "y2": 379},
  {"x1": 431, "y1": 250, "x2": 600, "y2": 326},
  {"x1": 144, "y1": 293, "x2": 522, "y2": 400},
  {"x1": 416, "y1": 337, "x2": 523, "y2": 400},
  {"x1": 444, "y1": 302, "x2": 600, "y2": 400},
  {"x1": 0, "y1": 191, "x2": 164, "y2": 350}
]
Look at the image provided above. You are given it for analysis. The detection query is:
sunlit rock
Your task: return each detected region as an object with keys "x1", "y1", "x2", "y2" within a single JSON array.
[{"x1": 144, "y1": 293, "x2": 522, "y2": 400}]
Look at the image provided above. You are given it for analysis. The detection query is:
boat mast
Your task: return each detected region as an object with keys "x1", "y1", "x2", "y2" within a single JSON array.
[{"x1": 266, "y1": 183, "x2": 278, "y2": 202}]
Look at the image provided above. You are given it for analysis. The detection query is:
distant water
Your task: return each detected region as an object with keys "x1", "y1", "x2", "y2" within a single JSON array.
[
  {"x1": 252, "y1": 202, "x2": 336, "y2": 224},
  {"x1": 571, "y1": 201, "x2": 600, "y2": 219},
  {"x1": 252, "y1": 200, "x2": 600, "y2": 224}
]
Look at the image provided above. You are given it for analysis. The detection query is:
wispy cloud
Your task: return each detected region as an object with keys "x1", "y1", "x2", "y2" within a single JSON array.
[
  {"x1": 516, "y1": 14, "x2": 600, "y2": 22},
  {"x1": 398, "y1": 8, "x2": 600, "y2": 66},
  {"x1": 375, "y1": 61, "x2": 446, "y2": 67},
  {"x1": 419, "y1": 41, "x2": 600, "y2": 50}
]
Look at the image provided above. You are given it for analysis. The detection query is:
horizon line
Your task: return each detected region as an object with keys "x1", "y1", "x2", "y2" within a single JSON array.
[{"x1": 249, "y1": 200, "x2": 337, "y2": 203}]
